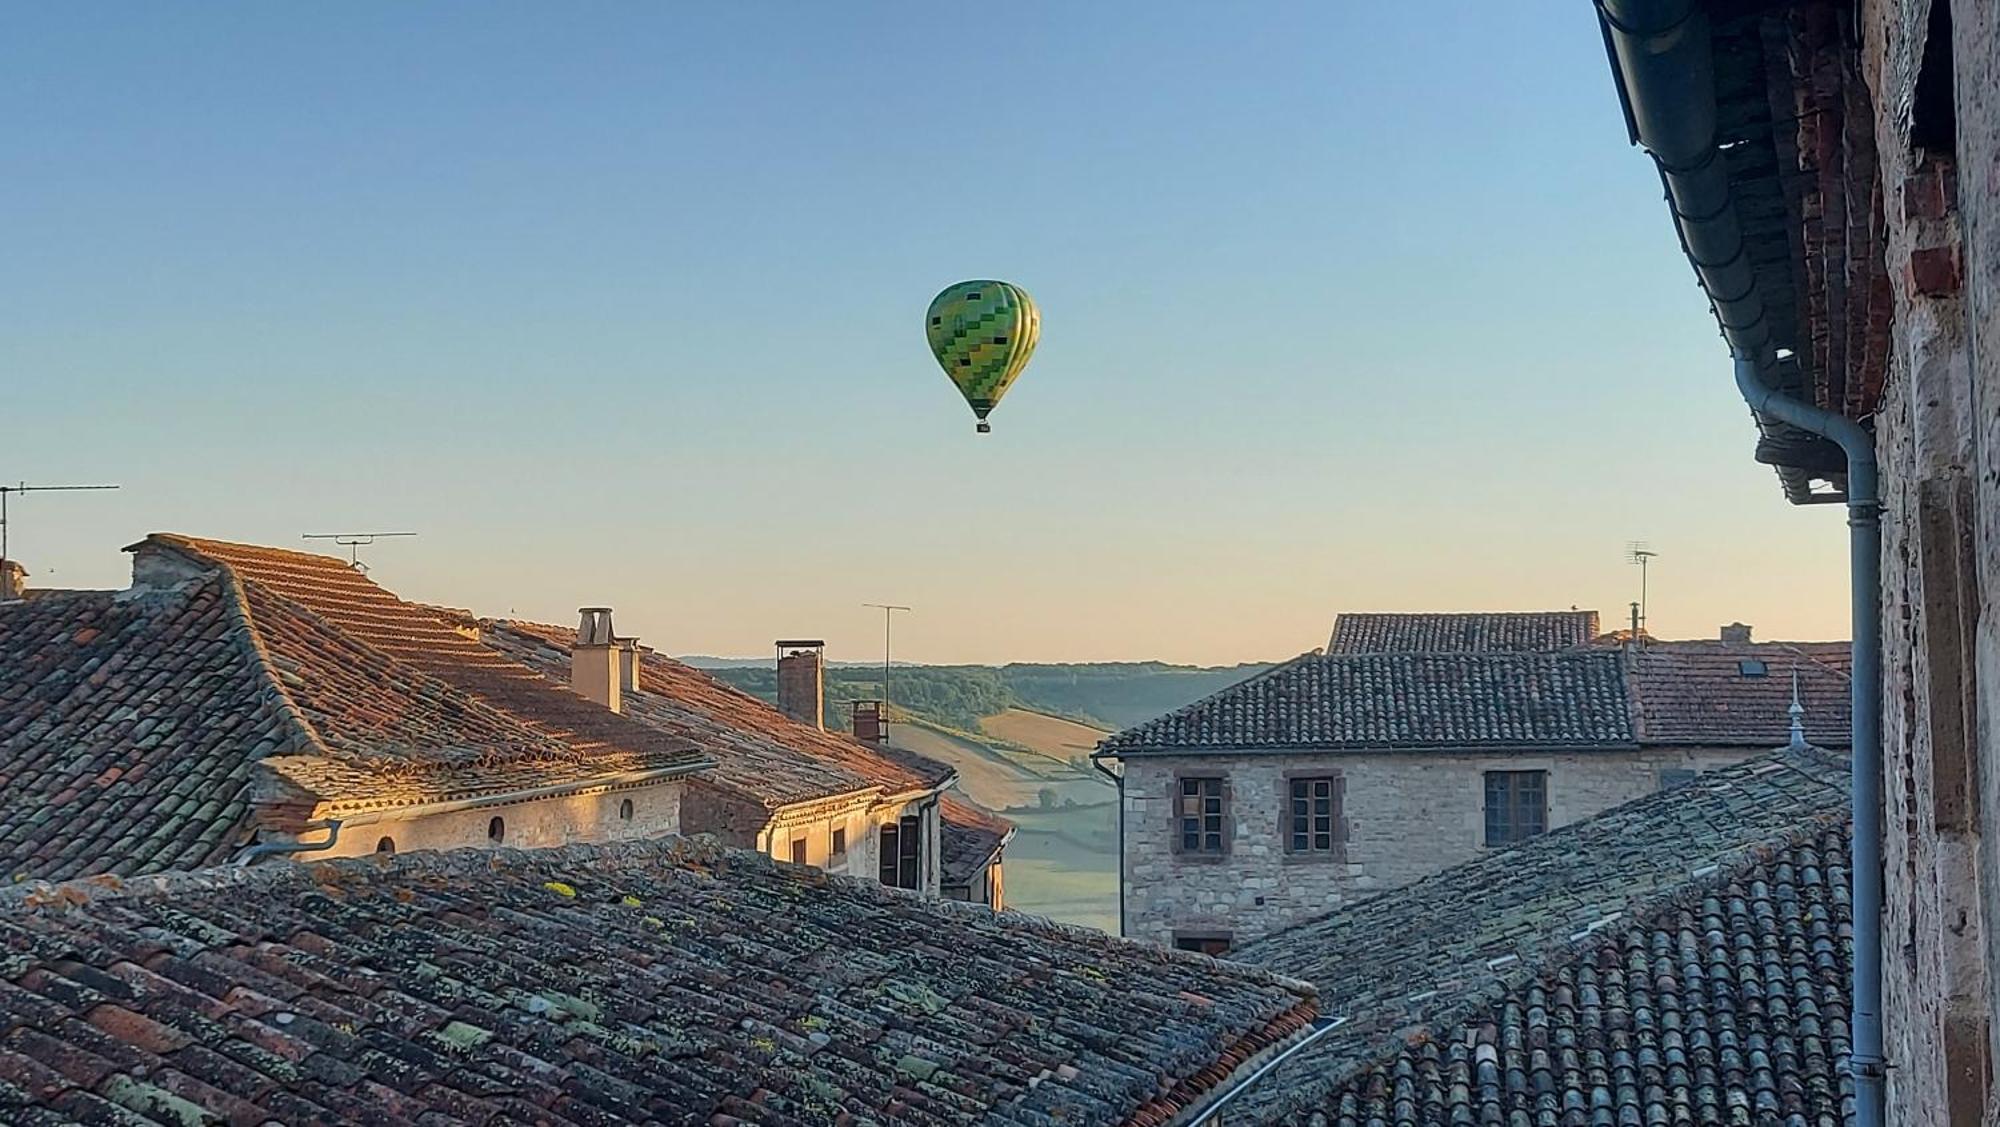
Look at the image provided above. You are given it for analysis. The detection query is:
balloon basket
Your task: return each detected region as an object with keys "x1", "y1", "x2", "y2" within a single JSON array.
[{"x1": 976, "y1": 421, "x2": 991, "y2": 434}]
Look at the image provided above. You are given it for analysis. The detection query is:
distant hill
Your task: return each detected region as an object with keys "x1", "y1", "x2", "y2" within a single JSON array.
[{"x1": 707, "y1": 660, "x2": 1272, "y2": 735}]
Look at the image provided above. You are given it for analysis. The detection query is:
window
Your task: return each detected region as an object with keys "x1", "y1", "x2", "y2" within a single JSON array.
[
  {"x1": 1484, "y1": 770, "x2": 1547, "y2": 846},
  {"x1": 1173, "y1": 932, "x2": 1232, "y2": 957},
  {"x1": 618, "y1": 798, "x2": 634, "y2": 821},
  {"x1": 1288, "y1": 776, "x2": 1343, "y2": 853},
  {"x1": 878, "y1": 814, "x2": 922, "y2": 889},
  {"x1": 831, "y1": 827, "x2": 847, "y2": 857},
  {"x1": 1658, "y1": 768, "x2": 1698, "y2": 791},
  {"x1": 1737, "y1": 659, "x2": 1769, "y2": 678},
  {"x1": 1178, "y1": 777, "x2": 1227, "y2": 854},
  {"x1": 487, "y1": 816, "x2": 505, "y2": 843},
  {"x1": 790, "y1": 837, "x2": 808, "y2": 865},
  {"x1": 374, "y1": 836, "x2": 396, "y2": 854}
]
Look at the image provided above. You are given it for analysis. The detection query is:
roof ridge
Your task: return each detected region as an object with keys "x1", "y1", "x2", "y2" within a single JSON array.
[{"x1": 195, "y1": 565, "x2": 331, "y2": 767}]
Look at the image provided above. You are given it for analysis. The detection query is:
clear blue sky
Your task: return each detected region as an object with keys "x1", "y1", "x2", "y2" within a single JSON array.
[{"x1": 0, "y1": 2, "x2": 1849, "y2": 664}]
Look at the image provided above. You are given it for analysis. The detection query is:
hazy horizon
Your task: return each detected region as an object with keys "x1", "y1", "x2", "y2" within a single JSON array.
[{"x1": 3, "y1": 3, "x2": 1853, "y2": 665}]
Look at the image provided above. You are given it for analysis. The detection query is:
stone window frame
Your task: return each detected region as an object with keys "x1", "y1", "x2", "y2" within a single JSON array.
[
  {"x1": 1482, "y1": 768, "x2": 1549, "y2": 846},
  {"x1": 1171, "y1": 772, "x2": 1231, "y2": 862},
  {"x1": 1280, "y1": 769, "x2": 1349, "y2": 863}
]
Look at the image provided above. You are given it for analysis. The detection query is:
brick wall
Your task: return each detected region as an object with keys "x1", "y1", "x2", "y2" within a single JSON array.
[
  {"x1": 1856, "y1": 1, "x2": 2000, "y2": 1122},
  {"x1": 1118, "y1": 747, "x2": 1758, "y2": 948}
]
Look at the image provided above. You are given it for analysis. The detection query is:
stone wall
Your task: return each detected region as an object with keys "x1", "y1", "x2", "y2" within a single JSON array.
[
  {"x1": 1855, "y1": 1, "x2": 2000, "y2": 1122},
  {"x1": 307, "y1": 781, "x2": 684, "y2": 860},
  {"x1": 1118, "y1": 747, "x2": 1757, "y2": 948}
]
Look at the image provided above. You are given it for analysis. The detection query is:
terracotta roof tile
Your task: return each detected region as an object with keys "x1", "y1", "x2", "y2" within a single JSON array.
[
  {"x1": 484, "y1": 619, "x2": 954, "y2": 800},
  {"x1": 1232, "y1": 747, "x2": 1852, "y2": 1120},
  {"x1": 940, "y1": 795, "x2": 1015, "y2": 888},
  {"x1": 1100, "y1": 651, "x2": 1635, "y2": 753},
  {"x1": 137, "y1": 535, "x2": 711, "y2": 780},
  {"x1": 1626, "y1": 639, "x2": 1853, "y2": 746},
  {"x1": 1327, "y1": 611, "x2": 1601, "y2": 654},
  {"x1": 0, "y1": 837, "x2": 1315, "y2": 1124},
  {"x1": 0, "y1": 583, "x2": 283, "y2": 880}
]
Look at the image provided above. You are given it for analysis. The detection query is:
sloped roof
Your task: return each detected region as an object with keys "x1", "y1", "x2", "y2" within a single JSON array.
[
  {"x1": 134, "y1": 535, "x2": 710, "y2": 785},
  {"x1": 1099, "y1": 651, "x2": 1634, "y2": 754},
  {"x1": 1232, "y1": 747, "x2": 1852, "y2": 1121},
  {"x1": 481, "y1": 620, "x2": 953, "y2": 806},
  {"x1": 0, "y1": 583, "x2": 283, "y2": 880},
  {"x1": 940, "y1": 794, "x2": 1016, "y2": 889},
  {"x1": 0, "y1": 836, "x2": 1315, "y2": 1125},
  {"x1": 1626, "y1": 639, "x2": 1853, "y2": 746},
  {"x1": 1327, "y1": 611, "x2": 1601, "y2": 654},
  {"x1": 0, "y1": 560, "x2": 705, "y2": 881}
]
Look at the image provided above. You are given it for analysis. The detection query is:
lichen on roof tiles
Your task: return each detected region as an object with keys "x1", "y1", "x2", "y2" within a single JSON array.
[{"x1": 0, "y1": 835, "x2": 1315, "y2": 1124}]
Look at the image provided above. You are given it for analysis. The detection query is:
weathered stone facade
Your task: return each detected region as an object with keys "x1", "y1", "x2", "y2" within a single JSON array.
[
  {"x1": 1119, "y1": 746, "x2": 1757, "y2": 948},
  {"x1": 306, "y1": 780, "x2": 685, "y2": 860},
  {"x1": 1858, "y1": 2, "x2": 2000, "y2": 1121}
]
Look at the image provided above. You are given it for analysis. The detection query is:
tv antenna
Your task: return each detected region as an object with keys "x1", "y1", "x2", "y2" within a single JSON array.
[
  {"x1": 1626, "y1": 541, "x2": 1659, "y2": 637},
  {"x1": 302, "y1": 531, "x2": 416, "y2": 573},
  {"x1": 862, "y1": 603, "x2": 911, "y2": 712},
  {"x1": 0, "y1": 481, "x2": 122, "y2": 574}
]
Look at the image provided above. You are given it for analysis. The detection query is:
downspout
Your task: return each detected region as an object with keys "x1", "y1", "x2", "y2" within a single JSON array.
[
  {"x1": 1092, "y1": 752, "x2": 1126, "y2": 937},
  {"x1": 1739, "y1": 356, "x2": 1886, "y2": 1115},
  {"x1": 234, "y1": 819, "x2": 342, "y2": 866},
  {"x1": 1600, "y1": 2, "x2": 1885, "y2": 1121}
]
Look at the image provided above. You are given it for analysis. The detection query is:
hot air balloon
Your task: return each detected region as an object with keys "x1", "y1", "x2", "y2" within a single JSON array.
[{"x1": 925, "y1": 280, "x2": 1039, "y2": 433}]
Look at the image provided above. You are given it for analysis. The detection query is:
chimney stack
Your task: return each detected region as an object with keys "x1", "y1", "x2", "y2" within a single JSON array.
[
  {"x1": 775, "y1": 640, "x2": 826, "y2": 730},
  {"x1": 572, "y1": 607, "x2": 621, "y2": 713},
  {"x1": 0, "y1": 560, "x2": 25, "y2": 600},
  {"x1": 1720, "y1": 622, "x2": 1753, "y2": 643},
  {"x1": 618, "y1": 638, "x2": 642, "y2": 695},
  {"x1": 852, "y1": 700, "x2": 886, "y2": 744}
]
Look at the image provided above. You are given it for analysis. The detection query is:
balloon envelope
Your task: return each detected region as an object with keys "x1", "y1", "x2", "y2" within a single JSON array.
[{"x1": 925, "y1": 280, "x2": 1039, "y2": 432}]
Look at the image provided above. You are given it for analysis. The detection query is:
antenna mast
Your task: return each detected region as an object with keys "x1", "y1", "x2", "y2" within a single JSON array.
[
  {"x1": 862, "y1": 603, "x2": 912, "y2": 713},
  {"x1": 1626, "y1": 541, "x2": 1659, "y2": 637},
  {"x1": 0, "y1": 481, "x2": 122, "y2": 574},
  {"x1": 302, "y1": 531, "x2": 417, "y2": 573}
]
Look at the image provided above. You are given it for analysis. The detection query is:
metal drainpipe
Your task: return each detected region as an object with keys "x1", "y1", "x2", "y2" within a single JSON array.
[
  {"x1": 1601, "y1": 3, "x2": 1886, "y2": 1120},
  {"x1": 1737, "y1": 356, "x2": 1885, "y2": 1115},
  {"x1": 1091, "y1": 754, "x2": 1126, "y2": 937},
  {"x1": 234, "y1": 819, "x2": 343, "y2": 867}
]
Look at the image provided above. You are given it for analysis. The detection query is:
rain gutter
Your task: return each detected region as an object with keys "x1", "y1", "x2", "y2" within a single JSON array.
[{"x1": 1598, "y1": 3, "x2": 1885, "y2": 1122}]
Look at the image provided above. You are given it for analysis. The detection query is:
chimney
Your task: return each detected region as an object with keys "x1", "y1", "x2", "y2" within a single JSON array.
[
  {"x1": 618, "y1": 638, "x2": 642, "y2": 695},
  {"x1": 0, "y1": 560, "x2": 25, "y2": 600},
  {"x1": 1720, "y1": 622, "x2": 1753, "y2": 643},
  {"x1": 852, "y1": 699, "x2": 886, "y2": 744},
  {"x1": 775, "y1": 640, "x2": 825, "y2": 730},
  {"x1": 572, "y1": 607, "x2": 621, "y2": 713}
]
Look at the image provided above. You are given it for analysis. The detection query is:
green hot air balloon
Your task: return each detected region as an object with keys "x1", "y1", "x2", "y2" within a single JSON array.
[{"x1": 926, "y1": 280, "x2": 1040, "y2": 433}]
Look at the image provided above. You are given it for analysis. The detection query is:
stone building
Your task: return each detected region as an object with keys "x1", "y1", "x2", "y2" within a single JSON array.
[
  {"x1": 1095, "y1": 610, "x2": 1850, "y2": 951},
  {"x1": 1593, "y1": 1, "x2": 1999, "y2": 1122},
  {"x1": 1238, "y1": 746, "x2": 1855, "y2": 1122},
  {"x1": 0, "y1": 533, "x2": 1008, "y2": 903}
]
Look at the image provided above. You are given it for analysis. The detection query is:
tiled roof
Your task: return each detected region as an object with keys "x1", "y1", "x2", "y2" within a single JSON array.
[
  {"x1": 481, "y1": 620, "x2": 953, "y2": 805},
  {"x1": 940, "y1": 794, "x2": 1016, "y2": 888},
  {"x1": 0, "y1": 836, "x2": 1315, "y2": 1125},
  {"x1": 1627, "y1": 640, "x2": 1853, "y2": 746},
  {"x1": 136, "y1": 535, "x2": 711, "y2": 784},
  {"x1": 0, "y1": 583, "x2": 283, "y2": 881},
  {"x1": 1099, "y1": 652, "x2": 1634, "y2": 754},
  {"x1": 1231, "y1": 747, "x2": 1853, "y2": 1122},
  {"x1": 1327, "y1": 612, "x2": 1601, "y2": 654},
  {"x1": 0, "y1": 537, "x2": 720, "y2": 881}
]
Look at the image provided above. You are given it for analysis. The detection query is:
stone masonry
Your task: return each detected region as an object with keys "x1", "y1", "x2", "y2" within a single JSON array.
[{"x1": 1121, "y1": 746, "x2": 1757, "y2": 948}]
